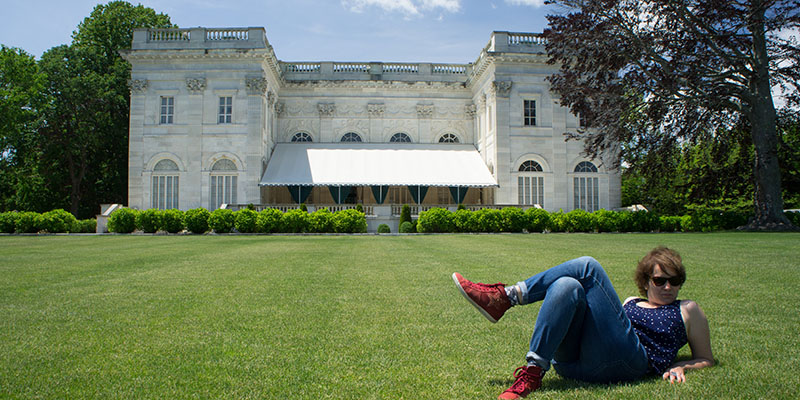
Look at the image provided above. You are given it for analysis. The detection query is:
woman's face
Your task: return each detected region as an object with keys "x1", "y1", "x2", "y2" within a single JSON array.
[{"x1": 647, "y1": 264, "x2": 682, "y2": 306}]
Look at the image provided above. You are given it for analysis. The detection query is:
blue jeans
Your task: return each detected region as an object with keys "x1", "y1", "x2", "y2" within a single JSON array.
[{"x1": 516, "y1": 257, "x2": 649, "y2": 382}]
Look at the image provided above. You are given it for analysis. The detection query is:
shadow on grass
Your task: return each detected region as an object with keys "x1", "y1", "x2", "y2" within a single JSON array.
[{"x1": 489, "y1": 373, "x2": 657, "y2": 393}]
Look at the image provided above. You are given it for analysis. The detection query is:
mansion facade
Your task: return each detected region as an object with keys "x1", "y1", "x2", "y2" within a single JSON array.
[{"x1": 122, "y1": 27, "x2": 620, "y2": 218}]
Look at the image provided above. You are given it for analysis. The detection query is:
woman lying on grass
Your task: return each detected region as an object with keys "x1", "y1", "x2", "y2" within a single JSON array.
[{"x1": 453, "y1": 246, "x2": 714, "y2": 399}]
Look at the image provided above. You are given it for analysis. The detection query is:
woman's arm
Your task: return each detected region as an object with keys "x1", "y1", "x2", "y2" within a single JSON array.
[{"x1": 663, "y1": 300, "x2": 714, "y2": 383}]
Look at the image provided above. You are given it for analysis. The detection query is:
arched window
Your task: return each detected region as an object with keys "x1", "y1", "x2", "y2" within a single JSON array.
[
  {"x1": 152, "y1": 159, "x2": 179, "y2": 209},
  {"x1": 573, "y1": 161, "x2": 599, "y2": 212},
  {"x1": 341, "y1": 132, "x2": 363, "y2": 142},
  {"x1": 291, "y1": 132, "x2": 313, "y2": 142},
  {"x1": 438, "y1": 133, "x2": 459, "y2": 143},
  {"x1": 390, "y1": 133, "x2": 412, "y2": 143},
  {"x1": 518, "y1": 160, "x2": 543, "y2": 172},
  {"x1": 210, "y1": 159, "x2": 238, "y2": 209},
  {"x1": 517, "y1": 160, "x2": 544, "y2": 207}
]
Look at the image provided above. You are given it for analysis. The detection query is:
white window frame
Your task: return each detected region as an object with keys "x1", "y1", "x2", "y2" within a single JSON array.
[
  {"x1": 209, "y1": 159, "x2": 238, "y2": 209},
  {"x1": 160, "y1": 96, "x2": 174, "y2": 124},
  {"x1": 523, "y1": 99, "x2": 536, "y2": 126},
  {"x1": 151, "y1": 159, "x2": 179, "y2": 210},
  {"x1": 573, "y1": 161, "x2": 599, "y2": 212},
  {"x1": 218, "y1": 96, "x2": 233, "y2": 124}
]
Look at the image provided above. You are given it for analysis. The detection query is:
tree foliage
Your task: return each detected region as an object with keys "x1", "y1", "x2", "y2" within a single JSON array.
[
  {"x1": 0, "y1": 1, "x2": 172, "y2": 218},
  {"x1": 544, "y1": 0, "x2": 799, "y2": 230}
]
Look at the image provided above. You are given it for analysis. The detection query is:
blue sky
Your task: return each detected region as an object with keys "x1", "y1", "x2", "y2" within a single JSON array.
[{"x1": 2, "y1": 0, "x2": 559, "y2": 63}]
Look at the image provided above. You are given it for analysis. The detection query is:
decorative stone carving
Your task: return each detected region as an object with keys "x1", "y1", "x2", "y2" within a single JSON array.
[
  {"x1": 318, "y1": 103, "x2": 335, "y2": 117},
  {"x1": 465, "y1": 103, "x2": 477, "y2": 118},
  {"x1": 246, "y1": 77, "x2": 268, "y2": 95},
  {"x1": 493, "y1": 81, "x2": 513, "y2": 97},
  {"x1": 416, "y1": 104, "x2": 434, "y2": 119},
  {"x1": 128, "y1": 79, "x2": 148, "y2": 93},
  {"x1": 267, "y1": 91, "x2": 276, "y2": 107},
  {"x1": 186, "y1": 78, "x2": 206, "y2": 93},
  {"x1": 275, "y1": 101, "x2": 285, "y2": 116},
  {"x1": 478, "y1": 94, "x2": 487, "y2": 112},
  {"x1": 367, "y1": 103, "x2": 385, "y2": 117}
]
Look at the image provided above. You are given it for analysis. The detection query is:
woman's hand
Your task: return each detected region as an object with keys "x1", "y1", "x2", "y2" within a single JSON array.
[{"x1": 663, "y1": 366, "x2": 686, "y2": 383}]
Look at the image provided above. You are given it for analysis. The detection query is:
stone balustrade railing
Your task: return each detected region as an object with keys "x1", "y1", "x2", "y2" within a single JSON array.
[{"x1": 131, "y1": 27, "x2": 267, "y2": 50}]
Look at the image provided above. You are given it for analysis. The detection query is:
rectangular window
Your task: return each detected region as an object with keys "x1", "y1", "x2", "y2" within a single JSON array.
[
  {"x1": 218, "y1": 96, "x2": 232, "y2": 124},
  {"x1": 518, "y1": 176, "x2": 544, "y2": 207},
  {"x1": 574, "y1": 176, "x2": 599, "y2": 212},
  {"x1": 524, "y1": 100, "x2": 536, "y2": 126},
  {"x1": 210, "y1": 175, "x2": 238, "y2": 209},
  {"x1": 160, "y1": 96, "x2": 174, "y2": 124},
  {"x1": 151, "y1": 175, "x2": 179, "y2": 209}
]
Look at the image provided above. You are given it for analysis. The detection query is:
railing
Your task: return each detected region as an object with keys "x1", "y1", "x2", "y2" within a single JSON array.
[
  {"x1": 284, "y1": 63, "x2": 321, "y2": 73},
  {"x1": 508, "y1": 32, "x2": 547, "y2": 46},
  {"x1": 148, "y1": 29, "x2": 191, "y2": 41},
  {"x1": 383, "y1": 63, "x2": 418, "y2": 74},
  {"x1": 224, "y1": 204, "x2": 375, "y2": 215},
  {"x1": 206, "y1": 28, "x2": 249, "y2": 41},
  {"x1": 333, "y1": 63, "x2": 370, "y2": 73},
  {"x1": 432, "y1": 64, "x2": 467, "y2": 74}
]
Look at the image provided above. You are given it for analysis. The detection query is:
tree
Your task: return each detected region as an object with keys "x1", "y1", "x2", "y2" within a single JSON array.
[{"x1": 543, "y1": 0, "x2": 799, "y2": 230}]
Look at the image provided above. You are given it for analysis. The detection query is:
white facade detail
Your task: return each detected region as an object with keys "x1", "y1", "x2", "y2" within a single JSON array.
[{"x1": 121, "y1": 27, "x2": 620, "y2": 212}]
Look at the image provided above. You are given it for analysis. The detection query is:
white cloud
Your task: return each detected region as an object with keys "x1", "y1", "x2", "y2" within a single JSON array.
[
  {"x1": 505, "y1": 0, "x2": 546, "y2": 7},
  {"x1": 341, "y1": 0, "x2": 461, "y2": 17}
]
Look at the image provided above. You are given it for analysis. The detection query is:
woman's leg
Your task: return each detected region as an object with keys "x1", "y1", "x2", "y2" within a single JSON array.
[{"x1": 515, "y1": 257, "x2": 648, "y2": 382}]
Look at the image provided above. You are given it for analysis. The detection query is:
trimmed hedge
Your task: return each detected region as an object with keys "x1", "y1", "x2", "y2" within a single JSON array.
[
  {"x1": 208, "y1": 209, "x2": 235, "y2": 233},
  {"x1": 185, "y1": 208, "x2": 211, "y2": 234},
  {"x1": 161, "y1": 209, "x2": 184, "y2": 233},
  {"x1": 136, "y1": 209, "x2": 162, "y2": 233},
  {"x1": 377, "y1": 224, "x2": 391, "y2": 233},
  {"x1": 234, "y1": 209, "x2": 258, "y2": 233},
  {"x1": 108, "y1": 208, "x2": 138, "y2": 233}
]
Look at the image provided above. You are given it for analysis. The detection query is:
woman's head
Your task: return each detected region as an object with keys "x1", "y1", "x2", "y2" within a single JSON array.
[{"x1": 635, "y1": 246, "x2": 685, "y2": 298}]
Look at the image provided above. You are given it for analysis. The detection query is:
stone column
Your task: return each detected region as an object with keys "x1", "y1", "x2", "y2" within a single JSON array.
[
  {"x1": 417, "y1": 104, "x2": 433, "y2": 142},
  {"x1": 127, "y1": 79, "x2": 148, "y2": 209},
  {"x1": 245, "y1": 77, "x2": 268, "y2": 205},
  {"x1": 368, "y1": 103, "x2": 385, "y2": 142},
  {"x1": 551, "y1": 98, "x2": 569, "y2": 211},
  {"x1": 185, "y1": 77, "x2": 206, "y2": 209},
  {"x1": 318, "y1": 102, "x2": 335, "y2": 141},
  {"x1": 492, "y1": 80, "x2": 513, "y2": 204}
]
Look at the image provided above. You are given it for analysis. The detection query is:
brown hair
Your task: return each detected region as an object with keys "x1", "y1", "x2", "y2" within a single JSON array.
[{"x1": 634, "y1": 246, "x2": 685, "y2": 296}]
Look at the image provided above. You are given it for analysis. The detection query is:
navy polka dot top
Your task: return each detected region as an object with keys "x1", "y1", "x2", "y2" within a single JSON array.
[{"x1": 624, "y1": 298, "x2": 688, "y2": 374}]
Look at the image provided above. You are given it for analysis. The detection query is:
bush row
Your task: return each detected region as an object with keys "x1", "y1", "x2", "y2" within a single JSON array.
[
  {"x1": 0, "y1": 210, "x2": 96, "y2": 234},
  {"x1": 107, "y1": 207, "x2": 368, "y2": 234},
  {"x1": 416, "y1": 207, "x2": 796, "y2": 233}
]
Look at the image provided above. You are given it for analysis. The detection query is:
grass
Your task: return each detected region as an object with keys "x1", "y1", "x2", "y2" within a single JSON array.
[{"x1": 0, "y1": 232, "x2": 798, "y2": 399}]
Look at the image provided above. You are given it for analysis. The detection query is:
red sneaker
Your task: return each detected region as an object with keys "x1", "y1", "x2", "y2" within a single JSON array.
[
  {"x1": 498, "y1": 365, "x2": 544, "y2": 400},
  {"x1": 452, "y1": 272, "x2": 511, "y2": 323}
]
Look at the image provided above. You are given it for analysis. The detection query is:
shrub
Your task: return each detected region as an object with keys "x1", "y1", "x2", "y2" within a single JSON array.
[
  {"x1": 687, "y1": 207, "x2": 750, "y2": 232},
  {"x1": 283, "y1": 209, "x2": 309, "y2": 233},
  {"x1": 15, "y1": 211, "x2": 42, "y2": 233},
  {"x1": 399, "y1": 221, "x2": 415, "y2": 233},
  {"x1": 548, "y1": 210, "x2": 567, "y2": 232},
  {"x1": 108, "y1": 208, "x2": 138, "y2": 233},
  {"x1": 786, "y1": 211, "x2": 800, "y2": 227},
  {"x1": 417, "y1": 208, "x2": 454, "y2": 233},
  {"x1": 680, "y1": 215, "x2": 695, "y2": 232},
  {"x1": 332, "y1": 209, "x2": 367, "y2": 233},
  {"x1": 307, "y1": 208, "x2": 334, "y2": 233},
  {"x1": 525, "y1": 208, "x2": 550, "y2": 233},
  {"x1": 592, "y1": 209, "x2": 620, "y2": 232},
  {"x1": 234, "y1": 209, "x2": 258, "y2": 233},
  {"x1": 500, "y1": 207, "x2": 527, "y2": 232},
  {"x1": 659, "y1": 215, "x2": 683, "y2": 232},
  {"x1": 136, "y1": 209, "x2": 162, "y2": 233},
  {"x1": 256, "y1": 208, "x2": 283, "y2": 233},
  {"x1": 356, "y1": 204, "x2": 364, "y2": 213},
  {"x1": 400, "y1": 204, "x2": 412, "y2": 226},
  {"x1": 618, "y1": 211, "x2": 659, "y2": 232},
  {"x1": 377, "y1": 224, "x2": 391, "y2": 233},
  {"x1": 76, "y1": 219, "x2": 97, "y2": 233},
  {"x1": 161, "y1": 209, "x2": 185, "y2": 233},
  {"x1": 185, "y1": 208, "x2": 211, "y2": 234},
  {"x1": 564, "y1": 209, "x2": 594, "y2": 232},
  {"x1": 300, "y1": 203, "x2": 308, "y2": 212},
  {"x1": 40, "y1": 209, "x2": 78, "y2": 233},
  {"x1": 0, "y1": 212, "x2": 19, "y2": 233},
  {"x1": 457, "y1": 203, "x2": 466, "y2": 211},
  {"x1": 208, "y1": 208, "x2": 235, "y2": 233},
  {"x1": 452, "y1": 209, "x2": 476, "y2": 232},
  {"x1": 474, "y1": 208, "x2": 502, "y2": 232}
]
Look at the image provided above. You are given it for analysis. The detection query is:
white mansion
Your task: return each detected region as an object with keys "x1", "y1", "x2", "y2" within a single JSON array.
[{"x1": 121, "y1": 27, "x2": 620, "y2": 226}]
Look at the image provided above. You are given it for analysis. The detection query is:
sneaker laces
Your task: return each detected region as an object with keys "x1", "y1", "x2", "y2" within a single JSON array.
[
  {"x1": 472, "y1": 281, "x2": 506, "y2": 292},
  {"x1": 506, "y1": 366, "x2": 531, "y2": 394}
]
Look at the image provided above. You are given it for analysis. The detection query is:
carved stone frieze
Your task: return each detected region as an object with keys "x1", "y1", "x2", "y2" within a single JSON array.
[
  {"x1": 493, "y1": 81, "x2": 513, "y2": 97},
  {"x1": 275, "y1": 102, "x2": 285, "y2": 116},
  {"x1": 186, "y1": 78, "x2": 206, "y2": 93},
  {"x1": 416, "y1": 104, "x2": 434, "y2": 119},
  {"x1": 267, "y1": 91, "x2": 276, "y2": 107},
  {"x1": 367, "y1": 103, "x2": 385, "y2": 117},
  {"x1": 318, "y1": 103, "x2": 335, "y2": 117},
  {"x1": 246, "y1": 77, "x2": 268, "y2": 95},
  {"x1": 128, "y1": 79, "x2": 148, "y2": 93}
]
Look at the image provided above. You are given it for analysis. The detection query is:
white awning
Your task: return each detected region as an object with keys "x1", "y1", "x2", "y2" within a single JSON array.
[{"x1": 259, "y1": 143, "x2": 498, "y2": 187}]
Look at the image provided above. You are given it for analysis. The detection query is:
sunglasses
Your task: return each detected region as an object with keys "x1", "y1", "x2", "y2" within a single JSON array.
[{"x1": 651, "y1": 276, "x2": 684, "y2": 287}]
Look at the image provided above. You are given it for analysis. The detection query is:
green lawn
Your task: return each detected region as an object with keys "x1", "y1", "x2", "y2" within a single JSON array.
[{"x1": 1, "y1": 233, "x2": 798, "y2": 399}]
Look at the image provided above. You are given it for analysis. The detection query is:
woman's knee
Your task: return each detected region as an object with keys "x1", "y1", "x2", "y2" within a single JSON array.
[{"x1": 548, "y1": 277, "x2": 585, "y2": 304}]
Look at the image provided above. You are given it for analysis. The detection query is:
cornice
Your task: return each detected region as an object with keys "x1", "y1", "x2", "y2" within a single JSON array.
[{"x1": 467, "y1": 52, "x2": 550, "y2": 89}]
